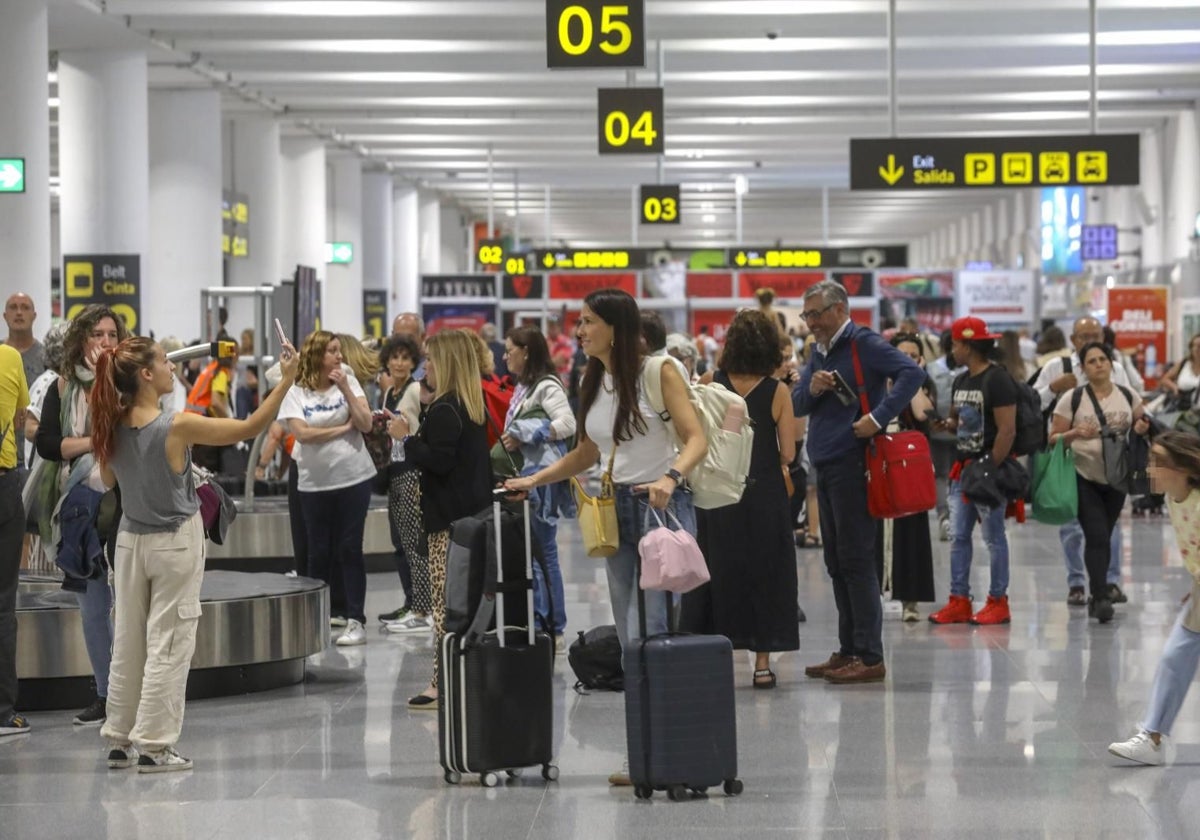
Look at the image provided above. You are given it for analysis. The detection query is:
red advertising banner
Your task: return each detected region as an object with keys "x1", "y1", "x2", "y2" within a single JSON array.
[
  {"x1": 690, "y1": 309, "x2": 737, "y2": 343},
  {"x1": 686, "y1": 273, "x2": 734, "y2": 298},
  {"x1": 850, "y1": 307, "x2": 875, "y2": 328},
  {"x1": 422, "y1": 303, "x2": 494, "y2": 336},
  {"x1": 548, "y1": 273, "x2": 637, "y2": 299},
  {"x1": 738, "y1": 272, "x2": 825, "y2": 298},
  {"x1": 1108, "y1": 285, "x2": 1168, "y2": 389}
]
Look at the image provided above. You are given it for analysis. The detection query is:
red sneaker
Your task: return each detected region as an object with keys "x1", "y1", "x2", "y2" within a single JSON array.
[
  {"x1": 928, "y1": 595, "x2": 973, "y2": 624},
  {"x1": 970, "y1": 595, "x2": 1011, "y2": 625}
]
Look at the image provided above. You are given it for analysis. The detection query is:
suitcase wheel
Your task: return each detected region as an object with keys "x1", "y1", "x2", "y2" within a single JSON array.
[
  {"x1": 443, "y1": 770, "x2": 461, "y2": 785},
  {"x1": 481, "y1": 772, "x2": 500, "y2": 788},
  {"x1": 723, "y1": 778, "x2": 744, "y2": 796},
  {"x1": 541, "y1": 764, "x2": 560, "y2": 782},
  {"x1": 667, "y1": 784, "x2": 690, "y2": 802},
  {"x1": 506, "y1": 769, "x2": 523, "y2": 779},
  {"x1": 634, "y1": 785, "x2": 653, "y2": 800}
]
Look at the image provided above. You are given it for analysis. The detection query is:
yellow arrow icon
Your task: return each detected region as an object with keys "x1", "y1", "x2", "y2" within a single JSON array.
[
  {"x1": 542, "y1": 253, "x2": 555, "y2": 268},
  {"x1": 735, "y1": 252, "x2": 748, "y2": 267},
  {"x1": 878, "y1": 154, "x2": 905, "y2": 186}
]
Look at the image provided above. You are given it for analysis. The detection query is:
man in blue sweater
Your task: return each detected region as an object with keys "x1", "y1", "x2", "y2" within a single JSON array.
[{"x1": 793, "y1": 281, "x2": 925, "y2": 684}]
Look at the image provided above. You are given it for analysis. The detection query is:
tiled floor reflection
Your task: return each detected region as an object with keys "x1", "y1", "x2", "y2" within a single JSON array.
[{"x1": 1, "y1": 510, "x2": 1198, "y2": 839}]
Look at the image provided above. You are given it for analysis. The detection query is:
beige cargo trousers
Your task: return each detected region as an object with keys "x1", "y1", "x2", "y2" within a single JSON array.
[{"x1": 100, "y1": 513, "x2": 205, "y2": 755}]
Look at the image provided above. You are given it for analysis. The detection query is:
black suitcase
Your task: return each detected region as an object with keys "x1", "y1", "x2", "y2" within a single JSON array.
[
  {"x1": 438, "y1": 493, "x2": 559, "y2": 787},
  {"x1": 624, "y1": 585, "x2": 742, "y2": 801}
]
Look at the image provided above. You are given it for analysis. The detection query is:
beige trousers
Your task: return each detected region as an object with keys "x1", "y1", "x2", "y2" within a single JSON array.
[{"x1": 100, "y1": 513, "x2": 205, "y2": 754}]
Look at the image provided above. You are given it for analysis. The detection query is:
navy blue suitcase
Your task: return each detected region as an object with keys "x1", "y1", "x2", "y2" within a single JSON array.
[
  {"x1": 624, "y1": 587, "x2": 743, "y2": 800},
  {"x1": 439, "y1": 495, "x2": 559, "y2": 787}
]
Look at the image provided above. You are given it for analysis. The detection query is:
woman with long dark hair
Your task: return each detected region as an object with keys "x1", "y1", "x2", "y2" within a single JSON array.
[
  {"x1": 682, "y1": 309, "x2": 797, "y2": 688},
  {"x1": 499, "y1": 325, "x2": 576, "y2": 647},
  {"x1": 505, "y1": 288, "x2": 707, "y2": 785},
  {"x1": 278, "y1": 331, "x2": 376, "y2": 646},
  {"x1": 32, "y1": 304, "x2": 128, "y2": 728},
  {"x1": 89, "y1": 335, "x2": 298, "y2": 771}
]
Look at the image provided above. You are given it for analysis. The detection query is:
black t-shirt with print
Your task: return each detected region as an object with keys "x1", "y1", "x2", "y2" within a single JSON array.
[{"x1": 952, "y1": 364, "x2": 1018, "y2": 460}]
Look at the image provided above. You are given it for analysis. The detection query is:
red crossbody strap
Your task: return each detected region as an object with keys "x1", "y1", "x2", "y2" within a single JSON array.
[{"x1": 849, "y1": 337, "x2": 871, "y2": 418}]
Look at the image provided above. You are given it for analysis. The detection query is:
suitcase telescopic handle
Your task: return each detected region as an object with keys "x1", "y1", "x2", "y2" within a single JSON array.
[{"x1": 491, "y1": 489, "x2": 536, "y2": 648}]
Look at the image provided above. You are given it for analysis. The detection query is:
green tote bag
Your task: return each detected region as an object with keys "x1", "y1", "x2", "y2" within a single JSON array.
[{"x1": 1031, "y1": 438, "x2": 1079, "y2": 525}]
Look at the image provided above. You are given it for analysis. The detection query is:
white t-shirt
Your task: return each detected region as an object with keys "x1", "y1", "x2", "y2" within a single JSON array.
[
  {"x1": 25, "y1": 369, "x2": 58, "y2": 465},
  {"x1": 278, "y1": 376, "x2": 377, "y2": 492},
  {"x1": 583, "y1": 363, "x2": 673, "y2": 485},
  {"x1": 1053, "y1": 384, "x2": 1142, "y2": 485}
]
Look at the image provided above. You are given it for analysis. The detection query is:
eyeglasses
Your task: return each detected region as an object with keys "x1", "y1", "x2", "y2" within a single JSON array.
[{"x1": 800, "y1": 303, "x2": 836, "y2": 321}]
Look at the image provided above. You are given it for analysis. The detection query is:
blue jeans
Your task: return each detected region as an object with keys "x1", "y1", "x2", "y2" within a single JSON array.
[
  {"x1": 816, "y1": 452, "x2": 883, "y2": 665},
  {"x1": 76, "y1": 575, "x2": 113, "y2": 698},
  {"x1": 531, "y1": 485, "x2": 567, "y2": 635},
  {"x1": 606, "y1": 485, "x2": 696, "y2": 652},
  {"x1": 1142, "y1": 606, "x2": 1200, "y2": 736},
  {"x1": 947, "y1": 479, "x2": 1009, "y2": 599},
  {"x1": 1060, "y1": 518, "x2": 1122, "y2": 589}
]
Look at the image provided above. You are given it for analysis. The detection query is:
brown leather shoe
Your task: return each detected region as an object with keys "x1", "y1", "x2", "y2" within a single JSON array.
[
  {"x1": 804, "y1": 651, "x2": 854, "y2": 679},
  {"x1": 824, "y1": 658, "x2": 886, "y2": 684}
]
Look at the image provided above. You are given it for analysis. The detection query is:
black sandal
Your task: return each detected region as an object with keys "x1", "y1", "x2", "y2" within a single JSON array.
[{"x1": 753, "y1": 669, "x2": 777, "y2": 689}]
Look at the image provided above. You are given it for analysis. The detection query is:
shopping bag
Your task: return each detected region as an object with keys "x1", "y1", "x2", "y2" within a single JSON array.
[{"x1": 1031, "y1": 438, "x2": 1078, "y2": 524}]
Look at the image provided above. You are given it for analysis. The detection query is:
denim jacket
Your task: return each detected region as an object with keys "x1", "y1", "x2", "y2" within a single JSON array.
[{"x1": 54, "y1": 482, "x2": 106, "y2": 592}]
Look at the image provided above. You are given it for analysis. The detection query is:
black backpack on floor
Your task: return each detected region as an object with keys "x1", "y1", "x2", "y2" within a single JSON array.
[{"x1": 568, "y1": 625, "x2": 624, "y2": 693}]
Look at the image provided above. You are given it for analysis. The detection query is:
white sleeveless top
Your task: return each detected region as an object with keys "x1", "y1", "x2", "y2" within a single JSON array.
[{"x1": 584, "y1": 363, "x2": 673, "y2": 485}]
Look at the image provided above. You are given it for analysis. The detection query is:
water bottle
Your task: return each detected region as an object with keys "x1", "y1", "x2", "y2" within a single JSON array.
[{"x1": 1144, "y1": 343, "x2": 1157, "y2": 379}]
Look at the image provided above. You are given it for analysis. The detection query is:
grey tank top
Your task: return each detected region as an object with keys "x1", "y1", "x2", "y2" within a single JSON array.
[{"x1": 111, "y1": 411, "x2": 199, "y2": 534}]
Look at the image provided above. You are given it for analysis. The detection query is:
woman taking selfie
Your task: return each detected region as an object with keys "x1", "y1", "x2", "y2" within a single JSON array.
[{"x1": 89, "y1": 335, "x2": 298, "y2": 772}]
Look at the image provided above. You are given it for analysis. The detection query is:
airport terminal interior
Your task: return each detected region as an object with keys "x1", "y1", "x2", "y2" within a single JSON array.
[{"x1": 2, "y1": 1, "x2": 1200, "y2": 838}]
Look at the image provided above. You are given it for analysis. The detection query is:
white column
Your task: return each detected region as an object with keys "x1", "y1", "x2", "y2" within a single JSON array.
[
  {"x1": 0, "y1": 0, "x2": 51, "y2": 320},
  {"x1": 146, "y1": 90, "x2": 221, "y2": 342},
  {"x1": 393, "y1": 186, "x2": 420, "y2": 315},
  {"x1": 58, "y1": 50, "x2": 148, "y2": 259},
  {"x1": 362, "y1": 173, "x2": 394, "y2": 292},
  {"x1": 280, "y1": 136, "x2": 326, "y2": 317},
  {"x1": 229, "y1": 117, "x2": 284, "y2": 287},
  {"x1": 1163, "y1": 109, "x2": 1200, "y2": 264},
  {"x1": 418, "y1": 191, "x2": 441, "y2": 275},
  {"x1": 326, "y1": 156, "x2": 363, "y2": 335},
  {"x1": 1139, "y1": 126, "x2": 1165, "y2": 270},
  {"x1": 440, "y1": 204, "x2": 466, "y2": 274}
]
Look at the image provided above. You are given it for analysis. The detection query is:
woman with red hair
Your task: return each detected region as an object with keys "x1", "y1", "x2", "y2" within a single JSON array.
[{"x1": 89, "y1": 336, "x2": 298, "y2": 773}]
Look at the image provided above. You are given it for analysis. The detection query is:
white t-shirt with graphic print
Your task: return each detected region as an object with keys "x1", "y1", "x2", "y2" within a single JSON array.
[{"x1": 278, "y1": 375, "x2": 376, "y2": 492}]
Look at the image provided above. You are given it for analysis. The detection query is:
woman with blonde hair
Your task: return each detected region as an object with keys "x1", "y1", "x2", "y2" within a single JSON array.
[
  {"x1": 390, "y1": 329, "x2": 492, "y2": 709},
  {"x1": 278, "y1": 331, "x2": 376, "y2": 646}
]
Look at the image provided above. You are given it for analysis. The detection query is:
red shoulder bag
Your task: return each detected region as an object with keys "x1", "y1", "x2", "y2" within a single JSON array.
[{"x1": 850, "y1": 339, "x2": 937, "y2": 519}]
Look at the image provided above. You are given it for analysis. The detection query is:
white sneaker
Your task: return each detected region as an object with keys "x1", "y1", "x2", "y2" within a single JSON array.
[
  {"x1": 335, "y1": 619, "x2": 366, "y2": 646},
  {"x1": 386, "y1": 615, "x2": 431, "y2": 634},
  {"x1": 330, "y1": 616, "x2": 348, "y2": 628},
  {"x1": 137, "y1": 746, "x2": 192, "y2": 774},
  {"x1": 107, "y1": 743, "x2": 138, "y2": 769},
  {"x1": 1108, "y1": 730, "x2": 1175, "y2": 766},
  {"x1": 284, "y1": 570, "x2": 298, "y2": 578},
  {"x1": 554, "y1": 635, "x2": 566, "y2": 655},
  {"x1": 902, "y1": 602, "x2": 921, "y2": 623}
]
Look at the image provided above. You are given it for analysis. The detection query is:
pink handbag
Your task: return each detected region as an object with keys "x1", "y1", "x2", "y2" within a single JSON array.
[{"x1": 638, "y1": 507, "x2": 710, "y2": 594}]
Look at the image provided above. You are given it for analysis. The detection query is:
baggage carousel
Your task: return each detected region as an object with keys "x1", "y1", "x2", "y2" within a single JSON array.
[{"x1": 16, "y1": 571, "x2": 328, "y2": 710}]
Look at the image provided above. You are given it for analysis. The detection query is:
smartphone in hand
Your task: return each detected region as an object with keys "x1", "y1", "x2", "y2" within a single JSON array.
[
  {"x1": 830, "y1": 370, "x2": 857, "y2": 406},
  {"x1": 274, "y1": 317, "x2": 290, "y2": 349}
]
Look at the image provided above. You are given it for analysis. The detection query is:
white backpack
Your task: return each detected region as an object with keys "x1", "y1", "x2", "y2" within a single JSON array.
[{"x1": 641, "y1": 356, "x2": 754, "y2": 510}]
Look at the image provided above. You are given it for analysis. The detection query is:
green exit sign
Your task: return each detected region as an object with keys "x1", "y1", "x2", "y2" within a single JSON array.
[
  {"x1": 0, "y1": 158, "x2": 25, "y2": 193},
  {"x1": 325, "y1": 241, "x2": 353, "y2": 264}
]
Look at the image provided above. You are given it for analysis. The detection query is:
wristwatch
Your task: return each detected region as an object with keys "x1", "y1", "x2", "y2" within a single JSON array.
[{"x1": 665, "y1": 468, "x2": 683, "y2": 486}]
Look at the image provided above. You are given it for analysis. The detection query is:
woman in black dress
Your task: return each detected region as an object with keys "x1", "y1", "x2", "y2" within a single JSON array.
[
  {"x1": 683, "y1": 309, "x2": 798, "y2": 688},
  {"x1": 875, "y1": 333, "x2": 937, "y2": 621}
]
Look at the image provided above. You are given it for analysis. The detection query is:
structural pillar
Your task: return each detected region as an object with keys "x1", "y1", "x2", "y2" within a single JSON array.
[
  {"x1": 280, "y1": 136, "x2": 326, "y2": 322},
  {"x1": 418, "y1": 191, "x2": 441, "y2": 276},
  {"x1": 58, "y1": 49, "x2": 149, "y2": 326},
  {"x1": 1163, "y1": 109, "x2": 1200, "y2": 265},
  {"x1": 147, "y1": 90, "x2": 222, "y2": 341},
  {"x1": 393, "y1": 186, "x2": 420, "y2": 316},
  {"x1": 1139, "y1": 126, "x2": 1164, "y2": 271},
  {"x1": 326, "y1": 156, "x2": 363, "y2": 334},
  {"x1": 362, "y1": 172, "x2": 394, "y2": 328},
  {"x1": 0, "y1": 0, "x2": 51, "y2": 320}
]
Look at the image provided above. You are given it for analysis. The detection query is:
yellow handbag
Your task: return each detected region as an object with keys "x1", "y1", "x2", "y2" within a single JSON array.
[{"x1": 570, "y1": 447, "x2": 619, "y2": 558}]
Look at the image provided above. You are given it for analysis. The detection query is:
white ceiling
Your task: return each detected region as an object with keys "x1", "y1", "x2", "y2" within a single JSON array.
[{"x1": 47, "y1": 0, "x2": 1200, "y2": 249}]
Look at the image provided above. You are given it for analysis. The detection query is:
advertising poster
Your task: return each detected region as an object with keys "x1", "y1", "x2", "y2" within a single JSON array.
[
  {"x1": 877, "y1": 271, "x2": 955, "y2": 333},
  {"x1": 690, "y1": 309, "x2": 738, "y2": 344},
  {"x1": 62, "y1": 254, "x2": 141, "y2": 333},
  {"x1": 737, "y1": 272, "x2": 825, "y2": 299},
  {"x1": 686, "y1": 273, "x2": 734, "y2": 298},
  {"x1": 955, "y1": 270, "x2": 1036, "y2": 324},
  {"x1": 548, "y1": 273, "x2": 636, "y2": 299},
  {"x1": 422, "y1": 303, "x2": 496, "y2": 336},
  {"x1": 1108, "y1": 285, "x2": 1168, "y2": 389}
]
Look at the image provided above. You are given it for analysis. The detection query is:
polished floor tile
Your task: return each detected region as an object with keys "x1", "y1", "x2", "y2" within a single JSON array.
[{"x1": 3, "y1": 510, "x2": 1200, "y2": 839}]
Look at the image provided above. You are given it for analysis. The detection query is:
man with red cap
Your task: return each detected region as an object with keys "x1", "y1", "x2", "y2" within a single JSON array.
[{"x1": 929, "y1": 316, "x2": 1018, "y2": 625}]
